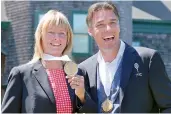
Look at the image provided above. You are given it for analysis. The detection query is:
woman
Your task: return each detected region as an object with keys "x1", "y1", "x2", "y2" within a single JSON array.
[{"x1": 1, "y1": 10, "x2": 96, "y2": 113}]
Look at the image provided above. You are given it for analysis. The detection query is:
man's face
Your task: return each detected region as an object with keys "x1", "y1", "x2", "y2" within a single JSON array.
[{"x1": 88, "y1": 9, "x2": 120, "y2": 52}]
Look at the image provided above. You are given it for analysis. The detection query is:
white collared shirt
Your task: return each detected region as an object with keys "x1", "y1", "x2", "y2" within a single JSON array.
[{"x1": 97, "y1": 40, "x2": 125, "y2": 96}]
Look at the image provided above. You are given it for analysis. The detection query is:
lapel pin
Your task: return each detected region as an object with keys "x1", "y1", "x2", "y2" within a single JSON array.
[{"x1": 134, "y1": 63, "x2": 142, "y2": 77}]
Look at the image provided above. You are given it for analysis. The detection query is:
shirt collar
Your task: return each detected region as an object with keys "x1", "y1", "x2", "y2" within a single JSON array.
[{"x1": 97, "y1": 40, "x2": 125, "y2": 64}]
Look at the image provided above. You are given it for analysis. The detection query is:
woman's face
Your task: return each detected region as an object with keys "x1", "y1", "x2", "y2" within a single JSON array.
[{"x1": 42, "y1": 25, "x2": 68, "y2": 56}]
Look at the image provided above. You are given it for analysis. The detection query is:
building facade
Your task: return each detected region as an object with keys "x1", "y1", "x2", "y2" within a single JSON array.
[
  {"x1": 132, "y1": 1, "x2": 171, "y2": 78},
  {"x1": 2, "y1": 1, "x2": 171, "y2": 93}
]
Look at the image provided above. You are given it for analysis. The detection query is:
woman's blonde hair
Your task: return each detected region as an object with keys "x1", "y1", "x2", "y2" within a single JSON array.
[{"x1": 32, "y1": 10, "x2": 73, "y2": 62}]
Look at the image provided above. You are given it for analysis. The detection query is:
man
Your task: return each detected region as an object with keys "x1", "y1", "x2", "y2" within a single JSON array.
[{"x1": 78, "y1": 2, "x2": 171, "y2": 113}]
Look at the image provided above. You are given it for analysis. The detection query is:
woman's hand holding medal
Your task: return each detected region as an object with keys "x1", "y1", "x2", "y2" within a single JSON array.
[{"x1": 64, "y1": 61, "x2": 85, "y2": 103}]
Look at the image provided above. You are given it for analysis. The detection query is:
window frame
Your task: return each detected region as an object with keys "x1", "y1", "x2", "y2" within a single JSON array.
[{"x1": 71, "y1": 11, "x2": 93, "y2": 57}]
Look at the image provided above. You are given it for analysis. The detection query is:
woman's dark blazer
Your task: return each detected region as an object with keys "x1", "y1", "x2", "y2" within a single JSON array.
[{"x1": 1, "y1": 60, "x2": 96, "y2": 113}]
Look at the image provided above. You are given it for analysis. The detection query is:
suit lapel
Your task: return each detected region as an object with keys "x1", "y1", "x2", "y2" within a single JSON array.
[
  {"x1": 89, "y1": 54, "x2": 98, "y2": 102},
  {"x1": 32, "y1": 60, "x2": 55, "y2": 104},
  {"x1": 119, "y1": 44, "x2": 137, "y2": 104}
]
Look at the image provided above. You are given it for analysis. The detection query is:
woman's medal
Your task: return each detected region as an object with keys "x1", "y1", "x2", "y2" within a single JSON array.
[{"x1": 64, "y1": 61, "x2": 78, "y2": 76}]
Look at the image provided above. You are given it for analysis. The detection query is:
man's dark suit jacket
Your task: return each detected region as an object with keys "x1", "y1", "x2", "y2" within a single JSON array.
[
  {"x1": 1, "y1": 60, "x2": 96, "y2": 113},
  {"x1": 78, "y1": 43, "x2": 171, "y2": 113}
]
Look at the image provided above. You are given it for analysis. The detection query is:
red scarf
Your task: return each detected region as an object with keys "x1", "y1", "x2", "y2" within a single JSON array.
[{"x1": 46, "y1": 69, "x2": 72, "y2": 113}]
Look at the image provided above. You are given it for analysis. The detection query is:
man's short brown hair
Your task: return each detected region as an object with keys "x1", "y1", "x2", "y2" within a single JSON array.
[{"x1": 86, "y1": 2, "x2": 119, "y2": 27}]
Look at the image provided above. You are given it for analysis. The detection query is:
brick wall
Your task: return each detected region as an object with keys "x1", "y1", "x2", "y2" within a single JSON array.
[
  {"x1": 133, "y1": 33, "x2": 171, "y2": 78},
  {"x1": 3, "y1": 1, "x2": 34, "y2": 84}
]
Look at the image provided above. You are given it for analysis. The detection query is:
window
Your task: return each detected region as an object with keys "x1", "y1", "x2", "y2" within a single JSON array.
[{"x1": 72, "y1": 12, "x2": 93, "y2": 57}]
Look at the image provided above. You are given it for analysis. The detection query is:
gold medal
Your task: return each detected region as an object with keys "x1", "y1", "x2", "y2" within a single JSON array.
[
  {"x1": 64, "y1": 61, "x2": 78, "y2": 76},
  {"x1": 102, "y1": 98, "x2": 113, "y2": 112}
]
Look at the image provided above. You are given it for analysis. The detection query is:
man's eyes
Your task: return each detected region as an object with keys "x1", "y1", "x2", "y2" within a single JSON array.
[
  {"x1": 96, "y1": 22, "x2": 117, "y2": 27},
  {"x1": 96, "y1": 23, "x2": 105, "y2": 27},
  {"x1": 110, "y1": 21, "x2": 117, "y2": 24}
]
